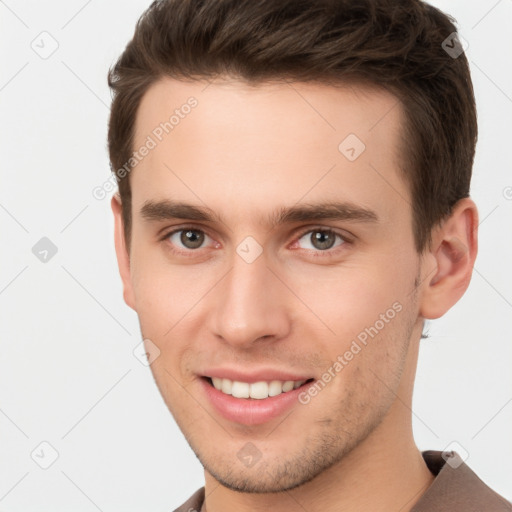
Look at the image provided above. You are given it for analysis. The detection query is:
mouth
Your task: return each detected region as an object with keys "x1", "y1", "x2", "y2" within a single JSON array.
[{"x1": 202, "y1": 376, "x2": 315, "y2": 400}]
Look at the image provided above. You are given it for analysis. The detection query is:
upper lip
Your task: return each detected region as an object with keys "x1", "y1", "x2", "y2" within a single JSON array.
[{"x1": 201, "y1": 368, "x2": 314, "y2": 384}]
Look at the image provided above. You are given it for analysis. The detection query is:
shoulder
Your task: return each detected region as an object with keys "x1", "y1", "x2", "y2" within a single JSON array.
[
  {"x1": 172, "y1": 487, "x2": 205, "y2": 512},
  {"x1": 412, "y1": 450, "x2": 512, "y2": 511}
]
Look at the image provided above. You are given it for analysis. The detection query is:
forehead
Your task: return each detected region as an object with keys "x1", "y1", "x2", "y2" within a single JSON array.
[
  {"x1": 134, "y1": 77, "x2": 403, "y2": 153},
  {"x1": 131, "y1": 77, "x2": 410, "y2": 227}
]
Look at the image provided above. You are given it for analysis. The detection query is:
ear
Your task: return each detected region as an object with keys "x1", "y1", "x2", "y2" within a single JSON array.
[
  {"x1": 111, "y1": 194, "x2": 136, "y2": 310},
  {"x1": 419, "y1": 197, "x2": 478, "y2": 320}
]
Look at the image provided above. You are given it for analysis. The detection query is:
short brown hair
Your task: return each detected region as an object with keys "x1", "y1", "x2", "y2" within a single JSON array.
[{"x1": 108, "y1": 0, "x2": 477, "y2": 253}]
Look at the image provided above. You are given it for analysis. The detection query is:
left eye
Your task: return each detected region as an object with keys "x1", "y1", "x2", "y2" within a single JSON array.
[
  {"x1": 296, "y1": 229, "x2": 345, "y2": 251},
  {"x1": 167, "y1": 228, "x2": 213, "y2": 250}
]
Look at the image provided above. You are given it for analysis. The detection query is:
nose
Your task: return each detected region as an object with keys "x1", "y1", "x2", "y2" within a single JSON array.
[{"x1": 210, "y1": 248, "x2": 291, "y2": 349}]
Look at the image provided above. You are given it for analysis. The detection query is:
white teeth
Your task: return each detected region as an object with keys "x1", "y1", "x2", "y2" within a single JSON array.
[
  {"x1": 268, "y1": 380, "x2": 284, "y2": 397},
  {"x1": 231, "y1": 381, "x2": 249, "y2": 398},
  {"x1": 250, "y1": 381, "x2": 269, "y2": 399},
  {"x1": 221, "y1": 378, "x2": 232, "y2": 395},
  {"x1": 282, "y1": 380, "x2": 295, "y2": 392},
  {"x1": 210, "y1": 377, "x2": 306, "y2": 399}
]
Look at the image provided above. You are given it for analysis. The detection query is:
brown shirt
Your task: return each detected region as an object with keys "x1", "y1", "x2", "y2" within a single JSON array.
[{"x1": 173, "y1": 450, "x2": 511, "y2": 511}]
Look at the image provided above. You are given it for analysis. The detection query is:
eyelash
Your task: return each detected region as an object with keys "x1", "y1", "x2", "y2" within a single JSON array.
[
  {"x1": 294, "y1": 227, "x2": 349, "y2": 258},
  {"x1": 160, "y1": 226, "x2": 351, "y2": 259}
]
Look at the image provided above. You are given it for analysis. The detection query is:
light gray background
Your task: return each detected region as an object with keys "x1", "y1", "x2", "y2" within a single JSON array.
[{"x1": 0, "y1": 1, "x2": 511, "y2": 510}]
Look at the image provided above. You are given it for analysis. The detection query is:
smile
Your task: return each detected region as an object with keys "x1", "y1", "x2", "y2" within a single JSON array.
[{"x1": 206, "y1": 377, "x2": 314, "y2": 399}]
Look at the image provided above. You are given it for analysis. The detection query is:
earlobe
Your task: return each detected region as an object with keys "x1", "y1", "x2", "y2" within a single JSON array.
[
  {"x1": 111, "y1": 194, "x2": 136, "y2": 311},
  {"x1": 419, "y1": 198, "x2": 478, "y2": 320}
]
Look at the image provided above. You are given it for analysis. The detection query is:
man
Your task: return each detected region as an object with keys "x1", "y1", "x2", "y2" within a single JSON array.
[{"x1": 107, "y1": 0, "x2": 511, "y2": 510}]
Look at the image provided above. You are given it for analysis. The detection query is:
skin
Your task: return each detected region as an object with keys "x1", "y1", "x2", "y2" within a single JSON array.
[{"x1": 112, "y1": 77, "x2": 478, "y2": 512}]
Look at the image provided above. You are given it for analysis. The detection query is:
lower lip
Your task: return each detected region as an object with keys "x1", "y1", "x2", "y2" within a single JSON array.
[{"x1": 200, "y1": 378, "x2": 313, "y2": 426}]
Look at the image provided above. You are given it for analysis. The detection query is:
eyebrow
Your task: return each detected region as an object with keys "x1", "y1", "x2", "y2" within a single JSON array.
[{"x1": 140, "y1": 199, "x2": 379, "y2": 229}]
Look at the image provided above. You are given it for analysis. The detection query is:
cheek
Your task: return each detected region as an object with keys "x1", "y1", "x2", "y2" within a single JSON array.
[
  {"x1": 288, "y1": 262, "x2": 407, "y2": 343},
  {"x1": 129, "y1": 246, "x2": 202, "y2": 325},
  {"x1": 129, "y1": 254, "x2": 219, "y2": 364}
]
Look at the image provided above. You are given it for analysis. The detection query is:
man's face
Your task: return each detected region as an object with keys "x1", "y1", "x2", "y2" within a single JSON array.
[{"x1": 118, "y1": 77, "x2": 427, "y2": 492}]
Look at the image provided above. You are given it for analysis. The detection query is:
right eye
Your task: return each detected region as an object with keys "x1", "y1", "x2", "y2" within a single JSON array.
[{"x1": 164, "y1": 227, "x2": 217, "y2": 254}]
